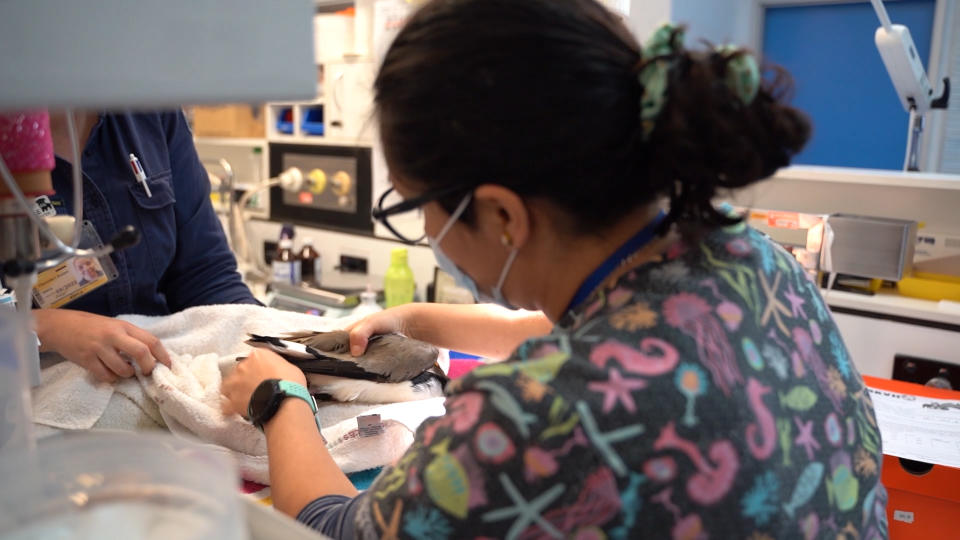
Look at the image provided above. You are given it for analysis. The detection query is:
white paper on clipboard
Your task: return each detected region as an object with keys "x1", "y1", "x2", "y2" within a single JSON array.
[{"x1": 867, "y1": 386, "x2": 960, "y2": 469}]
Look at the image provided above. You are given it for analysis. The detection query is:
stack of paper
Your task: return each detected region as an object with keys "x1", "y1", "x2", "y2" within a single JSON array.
[{"x1": 868, "y1": 386, "x2": 960, "y2": 469}]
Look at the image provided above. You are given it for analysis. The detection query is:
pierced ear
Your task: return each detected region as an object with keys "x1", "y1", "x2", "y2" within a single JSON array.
[{"x1": 473, "y1": 184, "x2": 530, "y2": 250}]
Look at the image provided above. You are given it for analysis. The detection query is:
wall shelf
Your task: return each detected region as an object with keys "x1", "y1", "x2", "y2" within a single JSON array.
[
  {"x1": 193, "y1": 136, "x2": 265, "y2": 147},
  {"x1": 265, "y1": 134, "x2": 374, "y2": 147},
  {"x1": 269, "y1": 98, "x2": 325, "y2": 106},
  {"x1": 777, "y1": 165, "x2": 960, "y2": 191},
  {"x1": 193, "y1": 132, "x2": 372, "y2": 148},
  {"x1": 823, "y1": 288, "x2": 960, "y2": 327}
]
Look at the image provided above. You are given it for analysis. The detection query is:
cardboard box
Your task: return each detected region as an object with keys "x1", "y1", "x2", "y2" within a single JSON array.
[
  {"x1": 191, "y1": 105, "x2": 265, "y2": 138},
  {"x1": 863, "y1": 376, "x2": 960, "y2": 539}
]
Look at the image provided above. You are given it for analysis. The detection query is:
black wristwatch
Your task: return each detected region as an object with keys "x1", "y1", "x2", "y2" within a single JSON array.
[{"x1": 247, "y1": 379, "x2": 324, "y2": 436}]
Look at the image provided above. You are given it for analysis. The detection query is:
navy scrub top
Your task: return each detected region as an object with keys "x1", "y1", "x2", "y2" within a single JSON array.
[{"x1": 44, "y1": 111, "x2": 258, "y2": 316}]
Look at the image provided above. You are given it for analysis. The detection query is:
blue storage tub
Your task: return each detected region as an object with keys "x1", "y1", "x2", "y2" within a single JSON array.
[{"x1": 301, "y1": 107, "x2": 324, "y2": 136}]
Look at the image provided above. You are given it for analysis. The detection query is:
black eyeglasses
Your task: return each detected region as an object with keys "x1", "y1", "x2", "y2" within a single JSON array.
[{"x1": 371, "y1": 184, "x2": 473, "y2": 244}]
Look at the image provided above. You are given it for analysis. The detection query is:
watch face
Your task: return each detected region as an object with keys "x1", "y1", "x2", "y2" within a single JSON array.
[{"x1": 248, "y1": 379, "x2": 280, "y2": 424}]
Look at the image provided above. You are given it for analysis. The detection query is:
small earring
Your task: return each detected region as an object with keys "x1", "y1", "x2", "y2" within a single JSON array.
[{"x1": 500, "y1": 232, "x2": 512, "y2": 248}]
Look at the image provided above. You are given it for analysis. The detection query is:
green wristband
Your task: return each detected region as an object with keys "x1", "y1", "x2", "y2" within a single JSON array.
[{"x1": 277, "y1": 380, "x2": 325, "y2": 441}]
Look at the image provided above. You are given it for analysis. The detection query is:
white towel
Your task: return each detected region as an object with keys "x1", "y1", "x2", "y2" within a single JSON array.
[
  {"x1": 31, "y1": 304, "x2": 448, "y2": 484},
  {"x1": 32, "y1": 360, "x2": 121, "y2": 430}
]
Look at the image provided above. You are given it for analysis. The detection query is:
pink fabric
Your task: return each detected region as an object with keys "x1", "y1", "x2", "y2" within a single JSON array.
[
  {"x1": 0, "y1": 110, "x2": 55, "y2": 173},
  {"x1": 448, "y1": 358, "x2": 483, "y2": 379}
]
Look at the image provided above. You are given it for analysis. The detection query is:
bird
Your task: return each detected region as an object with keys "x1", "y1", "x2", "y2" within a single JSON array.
[{"x1": 244, "y1": 330, "x2": 447, "y2": 403}]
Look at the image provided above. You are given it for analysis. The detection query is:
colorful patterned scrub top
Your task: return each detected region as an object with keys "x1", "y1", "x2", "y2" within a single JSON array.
[{"x1": 354, "y1": 223, "x2": 889, "y2": 539}]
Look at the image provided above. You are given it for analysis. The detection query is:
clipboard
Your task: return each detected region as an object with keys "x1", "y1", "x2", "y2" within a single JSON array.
[{"x1": 863, "y1": 375, "x2": 960, "y2": 538}]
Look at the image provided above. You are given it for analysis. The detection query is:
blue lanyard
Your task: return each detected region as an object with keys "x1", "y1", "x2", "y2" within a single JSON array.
[{"x1": 565, "y1": 211, "x2": 667, "y2": 314}]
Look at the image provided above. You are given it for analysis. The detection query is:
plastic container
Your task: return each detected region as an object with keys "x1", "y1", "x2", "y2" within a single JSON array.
[
  {"x1": 301, "y1": 107, "x2": 324, "y2": 136},
  {"x1": 351, "y1": 284, "x2": 383, "y2": 318},
  {"x1": 0, "y1": 308, "x2": 33, "y2": 456},
  {"x1": 276, "y1": 107, "x2": 294, "y2": 135},
  {"x1": 0, "y1": 431, "x2": 246, "y2": 539},
  {"x1": 300, "y1": 238, "x2": 322, "y2": 288},
  {"x1": 271, "y1": 238, "x2": 301, "y2": 285},
  {"x1": 897, "y1": 273, "x2": 960, "y2": 302},
  {"x1": 384, "y1": 248, "x2": 415, "y2": 308}
]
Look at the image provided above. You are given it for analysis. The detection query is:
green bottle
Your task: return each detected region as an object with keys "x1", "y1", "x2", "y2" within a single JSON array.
[{"x1": 384, "y1": 248, "x2": 415, "y2": 308}]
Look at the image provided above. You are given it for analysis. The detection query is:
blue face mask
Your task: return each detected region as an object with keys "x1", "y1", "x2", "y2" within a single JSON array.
[{"x1": 429, "y1": 193, "x2": 519, "y2": 309}]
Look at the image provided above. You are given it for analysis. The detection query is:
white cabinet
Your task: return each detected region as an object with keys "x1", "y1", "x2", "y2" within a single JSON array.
[{"x1": 833, "y1": 311, "x2": 960, "y2": 379}]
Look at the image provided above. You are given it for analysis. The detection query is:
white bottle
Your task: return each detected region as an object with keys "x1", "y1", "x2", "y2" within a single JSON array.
[{"x1": 351, "y1": 284, "x2": 383, "y2": 318}]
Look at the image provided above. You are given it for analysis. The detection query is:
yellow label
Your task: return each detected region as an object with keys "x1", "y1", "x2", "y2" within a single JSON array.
[{"x1": 33, "y1": 256, "x2": 109, "y2": 308}]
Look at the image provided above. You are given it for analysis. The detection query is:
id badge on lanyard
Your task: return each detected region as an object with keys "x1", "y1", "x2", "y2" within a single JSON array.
[{"x1": 32, "y1": 220, "x2": 120, "y2": 309}]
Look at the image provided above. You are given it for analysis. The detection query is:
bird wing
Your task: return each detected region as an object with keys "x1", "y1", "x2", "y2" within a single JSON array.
[
  {"x1": 305, "y1": 372, "x2": 446, "y2": 403},
  {"x1": 354, "y1": 333, "x2": 441, "y2": 382},
  {"x1": 245, "y1": 334, "x2": 381, "y2": 381},
  {"x1": 246, "y1": 334, "x2": 317, "y2": 360},
  {"x1": 247, "y1": 332, "x2": 440, "y2": 384},
  {"x1": 283, "y1": 330, "x2": 351, "y2": 354}
]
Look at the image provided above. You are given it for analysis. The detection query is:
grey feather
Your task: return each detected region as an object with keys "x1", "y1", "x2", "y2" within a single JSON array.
[
  {"x1": 245, "y1": 331, "x2": 442, "y2": 384},
  {"x1": 285, "y1": 330, "x2": 440, "y2": 382},
  {"x1": 306, "y1": 372, "x2": 446, "y2": 403},
  {"x1": 283, "y1": 330, "x2": 352, "y2": 354}
]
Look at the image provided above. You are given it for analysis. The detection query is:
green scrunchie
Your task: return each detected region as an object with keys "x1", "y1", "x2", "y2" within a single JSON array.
[
  {"x1": 638, "y1": 23, "x2": 685, "y2": 140},
  {"x1": 715, "y1": 44, "x2": 761, "y2": 107},
  {"x1": 637, "y1": 23, "x2": 761, "y2": 141}
]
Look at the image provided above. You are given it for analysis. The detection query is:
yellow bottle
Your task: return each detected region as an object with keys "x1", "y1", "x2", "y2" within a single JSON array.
[{"x1": 384, "y1": 248, "x2": 415, "y2": 308}]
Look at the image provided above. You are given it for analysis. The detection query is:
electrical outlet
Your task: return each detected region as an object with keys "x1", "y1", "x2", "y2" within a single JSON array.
[
  {"x1": 892, "y1": 354, "x2": 958, "y2": 390},
  {"x1": 337, "y1": 254, "x2": 368, "y2": 274}
]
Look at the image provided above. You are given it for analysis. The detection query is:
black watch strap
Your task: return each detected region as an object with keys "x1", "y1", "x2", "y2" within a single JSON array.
[{"x1": 247, "y1": 379, "x2": 324, "y2": 439}]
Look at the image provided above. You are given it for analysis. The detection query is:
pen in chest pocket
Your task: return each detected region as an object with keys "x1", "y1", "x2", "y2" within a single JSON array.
[{"x1": 128, "y1": 153, "x2": 153, "y2": 198}]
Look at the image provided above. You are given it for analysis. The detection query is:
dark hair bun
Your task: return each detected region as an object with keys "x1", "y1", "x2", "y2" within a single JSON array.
[
  {"x1": 375, "y1": 0, "x2": 811, "y2": 233},
  {"x1": 643, "y1": 48, "x2": 812, "y2": 228}
]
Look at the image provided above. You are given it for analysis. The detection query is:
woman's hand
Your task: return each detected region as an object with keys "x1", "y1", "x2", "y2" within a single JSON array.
[
  {"x1": 345, "y1": 303, "x2": 552, "y2": 361},
  {"x1": 34, "y1": 308, "x2": 171, "y2": 383},
  {"x1": 221, "y1": 348, "x2": 307, "y2": 417},
  {"x1": 345, "y1": 305, "x2": 411, "y2": 356}
]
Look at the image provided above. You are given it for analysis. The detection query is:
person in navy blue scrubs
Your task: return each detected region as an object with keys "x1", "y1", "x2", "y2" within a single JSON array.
[{"x1": 31, "y1": 110, "x2": 259, "y2": 383}]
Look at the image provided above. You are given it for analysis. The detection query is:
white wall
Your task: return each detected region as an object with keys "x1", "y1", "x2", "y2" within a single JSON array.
[
  {"x1": 671, "y1": 0, "x2": 752, "y2": 45},
  {"x1": 627, "y1": 0, "x2": 671, "y2": 41},
  {"x1": 833, "y1": 312, "x2": 960, "y2": 377},
  {"x1": 627, "y1": 0, "x2": 752, "y2": 45}
]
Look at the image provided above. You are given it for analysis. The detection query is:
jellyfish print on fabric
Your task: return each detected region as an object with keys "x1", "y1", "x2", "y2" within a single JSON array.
[{"x1": 664, "y1": 292, "x2": 743, "y2": 396}]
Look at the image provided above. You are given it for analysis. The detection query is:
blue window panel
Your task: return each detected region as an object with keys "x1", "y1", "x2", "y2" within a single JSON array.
[{"x1": 763, "y1": 0, "x2": 936, "y2": 169}]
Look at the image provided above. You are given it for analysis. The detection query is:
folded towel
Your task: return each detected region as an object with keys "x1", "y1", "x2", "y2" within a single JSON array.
[
  {"x1": 32, "y1": 360, "x2": 118, "y2": 430},
  {"x1": 31, "y1": 304, "x2": 449, "y2": 484}
]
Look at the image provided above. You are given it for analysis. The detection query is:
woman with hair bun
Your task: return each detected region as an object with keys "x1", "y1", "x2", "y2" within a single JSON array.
[{"x1": 221, "y1": 1, "x2": 888, "y2": 538}]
